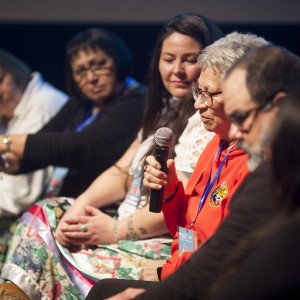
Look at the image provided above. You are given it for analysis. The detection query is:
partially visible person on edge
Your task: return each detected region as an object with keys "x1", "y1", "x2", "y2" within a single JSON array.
[
  {"x1": 84, "y1": 32, "x2": 271, "y2": 300},
  {"x1": 0, "y1": 28, "x2": 146, "y2": 199},
  {"x1": 0, "y1": 47, "x2": 68, "y2": 266},
  {"x1": 210, "y1": 89, "x2": 300, "y2": 300},
  {"x1": 0, "y1": 13, "x2": 223, "y2": 300},
  {"x1": 93, "y1": 45, "x2": 300, "y2": 300}
]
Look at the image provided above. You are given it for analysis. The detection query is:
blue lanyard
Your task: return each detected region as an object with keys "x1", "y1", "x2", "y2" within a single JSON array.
[
  {"x1": 189, "y1": 140, "x2": 236, "y2": 229},
  {"x1": 75, "y1": 109, "x2": 98, "y2": 132}
]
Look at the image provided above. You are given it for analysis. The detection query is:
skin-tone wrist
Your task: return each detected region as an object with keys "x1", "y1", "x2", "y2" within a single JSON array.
[
  {"x1": 115, "y1": 206, "x2": 167, "y2": 241},
  {"x1": 115, "y1": 217, "x2": 128, "y2": 240},
  {"x1": 0, "y1": 135, "x2": 5, "y2": 153},
  {"x1": 0, "y1": 134, "x2": 27, "y2": 158},
  {"x1": 107, "y1": 217, "x2": 117, "y2": 245}
]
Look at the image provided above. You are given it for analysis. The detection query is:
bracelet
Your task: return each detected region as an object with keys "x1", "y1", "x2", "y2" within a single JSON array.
[
  {"x1": 2, "y1": 135, "x2": 11, "y2": 152},
  {"x1": 163, "y1": 182, "x2": 180, "y2": 202},
  {"x1": 113, "y1": 220, "x2": 119, "y2": 244},
  {"x1": 113, "y1": 163, "x2": 129, "y2": 175}
]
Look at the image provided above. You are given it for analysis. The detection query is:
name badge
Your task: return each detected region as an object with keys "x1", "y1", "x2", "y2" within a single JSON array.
[{"x1": 178, "y1": 226, "x2": 199, "y2": 256}]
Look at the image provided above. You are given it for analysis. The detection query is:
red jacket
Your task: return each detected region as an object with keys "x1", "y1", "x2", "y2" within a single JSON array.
[{"x1": 161, "y1": 135, "x2": 249, "y2": 279}]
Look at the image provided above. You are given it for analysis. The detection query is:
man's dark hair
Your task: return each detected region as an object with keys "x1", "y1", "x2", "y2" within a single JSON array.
[{"x1": 225, "y1": 45, "x2": 300, "y2": 106}]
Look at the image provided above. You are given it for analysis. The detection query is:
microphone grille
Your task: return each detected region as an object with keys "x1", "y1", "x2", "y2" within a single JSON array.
[{"x1": 155, "y1": 127, "x2": 174, "y2": 147}]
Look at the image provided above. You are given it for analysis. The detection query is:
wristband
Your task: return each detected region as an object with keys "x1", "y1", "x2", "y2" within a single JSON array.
[{"x1": 3, "y1": 135, "x2": 11, "y2": 152}]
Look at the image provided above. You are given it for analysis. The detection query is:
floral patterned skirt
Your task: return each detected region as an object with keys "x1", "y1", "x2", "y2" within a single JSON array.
[
  {"x1": 1, "y1": 198, "x2": 171, "y2": 299},
  {"x1": 0, "y1": 220, "x2": 18, "y2": 272}
]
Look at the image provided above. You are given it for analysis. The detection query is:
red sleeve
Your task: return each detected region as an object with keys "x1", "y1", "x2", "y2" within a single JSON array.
[
  {"x1": 161, "y1": 251, "x2": 193, "y2": 280},
  {"x1": 161, "y1": 183, "x2": 186, "y2": 236}
]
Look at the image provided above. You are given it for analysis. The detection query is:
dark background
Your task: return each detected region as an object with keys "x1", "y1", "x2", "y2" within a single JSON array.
[{"x1": 1, "y1": 22, "x2": 299, "y2": 93}]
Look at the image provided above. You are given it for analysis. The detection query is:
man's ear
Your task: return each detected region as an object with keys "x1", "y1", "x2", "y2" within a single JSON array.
[
  {"x1": 273, "y1": 91, "x2": 286, "y2": 104},
  {"x1": 263, "y1": 92, "x2": 286, "y2": 113}
]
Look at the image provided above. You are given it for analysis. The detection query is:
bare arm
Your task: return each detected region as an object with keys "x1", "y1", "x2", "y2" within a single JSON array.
[
  {"x1": 115, "y1": 153, "x2": 189, "y2": 241},
  {"x1": 60, "y1": 203, "x2": 168, "y2": 246},
  {"x1": 117, "y1": 204, "x2": 167, "y2": 241},
  {"x1": 56, "y1": 138, "x2": 140, "y2": 245},
  {"x1": 58, "y1": 146, "x2": 185, "y2": 246},
  {"x1": 75, "y1": 138, "x2": 140, "y2": 208}
]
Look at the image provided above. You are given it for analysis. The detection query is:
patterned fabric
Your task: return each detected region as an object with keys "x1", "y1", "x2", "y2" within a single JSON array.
[
  {"x1": 2, "y1": 198, "x2": 171, "y2": 299},
  {"x1": 0, "y1": 220, "x2": 18, "y2": 272}
]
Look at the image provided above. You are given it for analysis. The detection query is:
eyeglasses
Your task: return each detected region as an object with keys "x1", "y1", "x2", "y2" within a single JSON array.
[
  {"x1": 191, "y1": 83, "x2": 222, "y2": 107},
  {"x1": 227, "y1": 100, "x2": 272, "y2": 132},
  {"x1": 73, "y1": 57, "x2": 113, "y2": 82}
]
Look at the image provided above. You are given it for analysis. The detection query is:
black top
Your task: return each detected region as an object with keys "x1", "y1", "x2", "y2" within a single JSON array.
[
  {"x1": 212, "y1": 218, "x2": 300, "y2": 300},
  {"x1": 18, "y1": 84, "x2": 147, "y2": 197}
]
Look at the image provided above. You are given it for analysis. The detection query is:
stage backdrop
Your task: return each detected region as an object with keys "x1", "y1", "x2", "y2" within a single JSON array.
[{"x1": 1, "y1": 0, "x2": 300, "y2": 91}]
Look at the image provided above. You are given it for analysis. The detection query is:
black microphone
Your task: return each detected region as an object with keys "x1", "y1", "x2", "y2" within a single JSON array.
[{"x1": 149, "y1": 127, "x2": 174, "y2": 213}]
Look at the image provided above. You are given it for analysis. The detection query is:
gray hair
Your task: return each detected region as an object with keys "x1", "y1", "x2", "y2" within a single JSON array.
[{"x1": 197, "y1": 31, "x2": 270, "y2": 79}]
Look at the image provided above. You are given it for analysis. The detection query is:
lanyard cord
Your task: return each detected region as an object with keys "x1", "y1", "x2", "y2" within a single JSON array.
[
  {"x1": 189, "y1": 140, "x2": 237, "y2": 229},
  {"x1": 75, "y1": 108, "x2": 98, "y2": 132}
]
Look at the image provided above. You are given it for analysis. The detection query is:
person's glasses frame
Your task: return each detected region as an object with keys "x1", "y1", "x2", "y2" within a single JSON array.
[
  {"x1": 73, "y1": 57, "x2": 113, "y2": 82},
  {"x1": 191, "y1": 82, "x2": 222, "y2": 107},
  {"x1": 227, "y1": 100, "x2": 272, "y2": 132}
]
